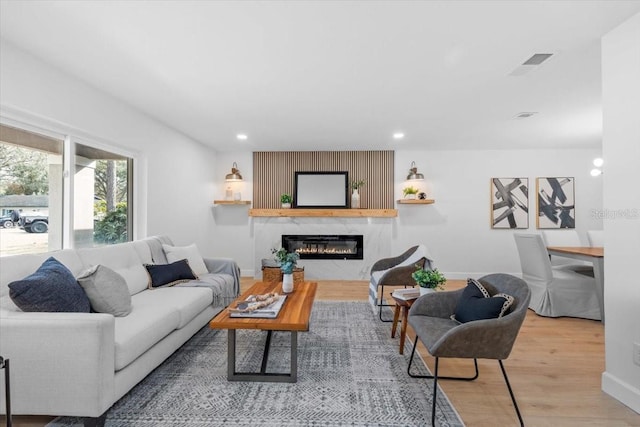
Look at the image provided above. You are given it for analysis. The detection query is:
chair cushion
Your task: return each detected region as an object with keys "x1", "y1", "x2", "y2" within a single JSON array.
[
  {"x1": 77, "y1": 264, "x2": 132, "y2": 316},
  {"x1": 8, "y1": 257, "x2": 91, "y2": 313},
  {"x1": 452, "y1": 278, "x2": 514, "y2": 323},
  {"x1": 145, "y1": 259, "x2": 197, "y2": 289}
]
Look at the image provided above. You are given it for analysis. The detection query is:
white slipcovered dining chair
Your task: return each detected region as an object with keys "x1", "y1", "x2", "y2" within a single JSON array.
[
  {"x1": 514, "y1": 233, "x2": 601, "y2": 320},
  {"x1": 587, "y1": 230, "x2": 604, "y2": 247},
  {"x1": 540, "y1": 230, "x2": 591, "y2": 272}
]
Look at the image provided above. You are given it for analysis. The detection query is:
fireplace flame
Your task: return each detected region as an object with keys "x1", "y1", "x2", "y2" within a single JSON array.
[{"x1": 295, "y1": 247, "x2": 356, "y2": 255}]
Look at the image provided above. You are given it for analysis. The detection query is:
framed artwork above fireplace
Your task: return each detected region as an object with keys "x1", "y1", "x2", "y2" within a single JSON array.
[{"x1": 294, "y1": 171, "x2": 349, "y2": 208}]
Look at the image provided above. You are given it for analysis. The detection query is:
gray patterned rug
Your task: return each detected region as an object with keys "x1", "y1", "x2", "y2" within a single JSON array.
[{"x1": 49, "y1": 301, "x2": 464, "y2": 426}]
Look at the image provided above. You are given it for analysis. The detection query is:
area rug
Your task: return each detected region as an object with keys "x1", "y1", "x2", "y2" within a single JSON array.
[{"x1": 49, "y1": 301, "x2": 464, "y2": 426}]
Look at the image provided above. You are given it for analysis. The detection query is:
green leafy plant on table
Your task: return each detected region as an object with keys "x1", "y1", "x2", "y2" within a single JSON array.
[
  {"x1": 412, "y1": 266, "x2": 446, "y2": 290},
  {"x1": 271, "y1": 247, "x2": 300, "y2": 274}
]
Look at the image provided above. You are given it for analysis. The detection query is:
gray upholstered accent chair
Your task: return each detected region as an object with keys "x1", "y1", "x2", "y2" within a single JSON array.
[
  {"x1": 369, "y1": 245, "x2": 434, "y2": 321},
  {"x1": 407, "y1": 273, "x2": 531, "y2": 427}
]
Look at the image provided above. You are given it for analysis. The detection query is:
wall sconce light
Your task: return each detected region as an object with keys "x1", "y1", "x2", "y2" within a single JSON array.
[
  {"x1": 225, "y1": 162, "x2": 243, "y2": 182},
  {"x1": 590, "y1": 158, "x2": 604, "y2": 177},
  {"x1": 406, "y1": 161, "x2": 425, "y2": 181}
]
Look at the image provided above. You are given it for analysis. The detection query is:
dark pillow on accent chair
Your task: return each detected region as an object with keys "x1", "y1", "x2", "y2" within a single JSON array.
[
  {"x1": 145, "y1": 259, "x2": 197, "y2": 289},
  {"x1": 452, "y1": 278, "x2": 514, "y2": 323},
  {"x1": 8, "y1": 257, "x2": 91, "y2": 313}
]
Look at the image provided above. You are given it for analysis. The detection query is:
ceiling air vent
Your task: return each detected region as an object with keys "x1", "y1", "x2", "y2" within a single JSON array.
[
  {"x1": 509, "y1": 53, "x2": 554, "y2": 76},
  {"x1": 513, "y1": 112, "x2": 538, "y2": 119},
  {"x1": 522, "y1": 53, "x2": 553, "y2": 65}
]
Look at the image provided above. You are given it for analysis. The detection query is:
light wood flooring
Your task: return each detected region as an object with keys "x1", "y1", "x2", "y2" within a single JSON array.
[{"x1": 3, "y1": 278, "x2": 638, "y2": 427}]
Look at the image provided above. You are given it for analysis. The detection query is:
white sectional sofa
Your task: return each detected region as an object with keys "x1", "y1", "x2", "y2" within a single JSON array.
[{"x1": 0, "y1": 235, "x2": 240, "y2": 424}]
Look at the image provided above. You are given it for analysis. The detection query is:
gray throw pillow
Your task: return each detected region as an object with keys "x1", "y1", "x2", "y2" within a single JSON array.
[{"x1": 77, "y1": 265, "x2": 132, "y2": 317}]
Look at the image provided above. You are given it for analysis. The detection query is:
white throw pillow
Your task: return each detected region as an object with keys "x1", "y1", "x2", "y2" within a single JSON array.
[{"x1": 162, "y1": 243, "x2": 208, "y2": 277}]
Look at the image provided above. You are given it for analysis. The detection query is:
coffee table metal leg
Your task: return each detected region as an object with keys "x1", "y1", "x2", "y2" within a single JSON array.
[
  {"x1": 290, "y1": 332, "x2": 298, "y2": 382},
  {"x1": 227, "y1": 329, "x2": 298, "y2": 383},
  {"x1": 227, "y1": 329, "x2": 236, "y2": 379}
]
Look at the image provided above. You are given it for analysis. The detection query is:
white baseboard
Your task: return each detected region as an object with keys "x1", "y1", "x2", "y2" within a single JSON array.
[{"x1": 602, "y1": 371, "x2": 640, "y2": 414}]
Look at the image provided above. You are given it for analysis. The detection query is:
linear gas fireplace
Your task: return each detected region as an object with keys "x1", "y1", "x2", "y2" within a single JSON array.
[{"x1": 282, "y1": 234, "x2": 364, "y2": 260}]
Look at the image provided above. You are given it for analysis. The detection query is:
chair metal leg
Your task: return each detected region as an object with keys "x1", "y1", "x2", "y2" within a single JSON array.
[
  {"x1": 498, "y1": 360, "x2": 525, "y2": 427},
  {"x1": 378, "y1": 284, "x2": 395, "y2": 322},
  {"x1": 431, "y1": 357, "x2": 439, "y2": 427},
  {"x1": 379, "y1": 284, "x2": 414, "y2": 322},
  {"x1": 407, "y1": 339, "x2": 479, "y2": 381}
]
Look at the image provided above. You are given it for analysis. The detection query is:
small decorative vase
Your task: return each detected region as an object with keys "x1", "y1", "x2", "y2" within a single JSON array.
[
  {"x1": 282, "y1": 273, "x2": 294, "y2": 293},
  {"x1": 351, "y1": 189, "x2": 360, "y2": 209},
  {"x1": 405, "y1": 194, "x2": 417, "y2": 200},
  {"x1": 419, "y1": 286, "x2": 435, "y2": 296},
  {"x1": 281, "y1": 203, "x2": 291, "y2": 209}
]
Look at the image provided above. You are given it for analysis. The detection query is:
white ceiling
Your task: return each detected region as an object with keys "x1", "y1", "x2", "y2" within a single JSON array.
[{"x1": 1, "y1": 1, "x2": 639, "y2": 152}]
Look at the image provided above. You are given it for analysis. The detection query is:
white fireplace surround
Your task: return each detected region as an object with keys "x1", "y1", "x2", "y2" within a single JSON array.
[{"x1": 253, "y1": 217, "x2": 393, "y2": 280}]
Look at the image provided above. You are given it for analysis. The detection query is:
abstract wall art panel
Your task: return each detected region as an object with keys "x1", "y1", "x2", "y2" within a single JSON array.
[
  {"x1": 491, "y1": 178, "x2": 529, "y2": 229},
  {"x1": 536, "y1": 177, "x2": 575, "y2": 228}
]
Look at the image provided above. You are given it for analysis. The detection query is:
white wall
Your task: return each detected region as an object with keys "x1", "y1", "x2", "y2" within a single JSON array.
[
  {"x1": 393, "y1": 149, "x2": 603, "y2": 278},
  {"x1": 0, "y1": 40, "x2": 220, "y2": 254},
  {"x1": 211, "y1": 149, "x2": 603, "y2": 277},
  {"x1": 601, "y1": 13, "x2": 640, "y2": 414}
]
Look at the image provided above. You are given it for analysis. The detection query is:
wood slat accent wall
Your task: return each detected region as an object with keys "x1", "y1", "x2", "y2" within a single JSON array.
[{"x1": 253, "y1": 151, "x2": 394, "y2": 209}]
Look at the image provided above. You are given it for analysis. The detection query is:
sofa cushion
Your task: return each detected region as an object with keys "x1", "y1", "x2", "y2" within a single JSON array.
[
  {"x1": 145, "y1": 260, "x2": 197, "y2": 289},
  {"x1": 175, "y1": 272, "x2": 237, "y2": 307},
  {"x1": 77, "y1": 243, "x2": 149, "y2": 296},
  {"x1": 8, "y1": 257, "x2": 91, "y2": 313},
  {"x1": 113, "y1": 287, "x2": 212, "y2": 370},
  {"x1": 77, "y1": 265, "x2": 132, "y2": 317},
  {"x1": 162, "y1": 243, "x2": 208, "y2": 276},
  {"x1": 113, "y1": 293, "x2": 181, "y2": 370},
  {"x1": 452, "y1": 278, "x2": 514, "y2": 323}
]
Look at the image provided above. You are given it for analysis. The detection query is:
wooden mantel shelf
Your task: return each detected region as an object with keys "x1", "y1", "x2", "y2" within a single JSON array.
[
  {"x1": 249, "y1": 208, "x2": 398, "y2": 218},
  {"x1": 396, "y1": 199, "x2": 435, "y2": 205}
]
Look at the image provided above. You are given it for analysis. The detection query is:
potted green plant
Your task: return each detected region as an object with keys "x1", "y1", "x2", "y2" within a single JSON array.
[
  {"x1": 412, "y1": 266, "x2": 446, "y2": 295},
  {"x1": 271, "y1": 247, "x2": 300, "y2": 293},
  {"x1": 280, "y1": 193, "x2": 292, "y2": 208},
  {"x1": 350, "y1": 179, "x2": 365, "y2": 209},
  {"x1": 402, "y1": 186, "x2": 419, "y2": 199}
]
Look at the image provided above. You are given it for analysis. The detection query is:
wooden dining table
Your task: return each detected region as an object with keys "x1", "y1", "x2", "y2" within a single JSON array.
[{"x1": 547, "y1": 246, "x2": 604, "y2": 322}]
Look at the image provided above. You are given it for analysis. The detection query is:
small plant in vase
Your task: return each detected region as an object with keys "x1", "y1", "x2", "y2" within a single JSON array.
[
  {"x1": 403, "y1": 186, "x2": 419, "y2": 199},
  {"x1": 272, "y1": 247, "x2": 300, "y2": 293},
  {"x1": 280, "y1": 193, "x2": 292, "y2": 208},
  {"x1": 351, "y1": 179, "x2": 365, "y2": 209},
  {"x1": 412, "y1": 266, "x2": 446, "y2": 295}
]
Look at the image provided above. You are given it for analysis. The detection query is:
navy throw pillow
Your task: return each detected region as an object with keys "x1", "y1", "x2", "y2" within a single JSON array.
[
  {"x1": 145, "y1": 259, "x2": 197, "y2": 289},
  {"x1": 452, "y1": 278, "x2": 514, "y2": 323},
  {"x1": 8, "y1": 257, "x2": 91, "y2": 313}
]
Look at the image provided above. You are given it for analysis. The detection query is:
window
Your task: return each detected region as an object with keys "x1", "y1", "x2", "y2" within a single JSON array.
[
  {"x1": 0, "y1": 124, "x2": 134, "y2": 256},
  {"x1": 0, "y1": 124, "x2": 63, "y2": 255},
  {"x1": 74, "y1": 143, "x2": 132, "y2": 248}
]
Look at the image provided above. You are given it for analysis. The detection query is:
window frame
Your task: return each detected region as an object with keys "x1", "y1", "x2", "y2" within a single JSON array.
[{"x1": 1, "y1": 112, "x2": 141, "y2": 250}]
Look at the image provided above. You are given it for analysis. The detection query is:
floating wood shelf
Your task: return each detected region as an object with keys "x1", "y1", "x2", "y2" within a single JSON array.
[
  {"x1": 249, "y1": 208, "x2": 397, "y2": 218},
  {"x1": 396, "y1": 199, "x2": 435, "y2": 205},
  {"x1": 213, "y1": 200, "x2": 252, "y2": 205}
]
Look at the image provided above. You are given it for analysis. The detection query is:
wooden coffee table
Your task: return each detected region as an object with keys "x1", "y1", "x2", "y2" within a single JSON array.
[{"x1": 209, "y1": 281, "x2": 317, "y2": 383}]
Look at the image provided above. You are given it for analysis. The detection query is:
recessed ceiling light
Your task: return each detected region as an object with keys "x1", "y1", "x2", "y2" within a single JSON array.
[
  {"x1": 236, "y1": 134, "x2": 248, "y2": 141},
  {"x1": 393, "y1": 133, "x2": 405, "y2": 140}
]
